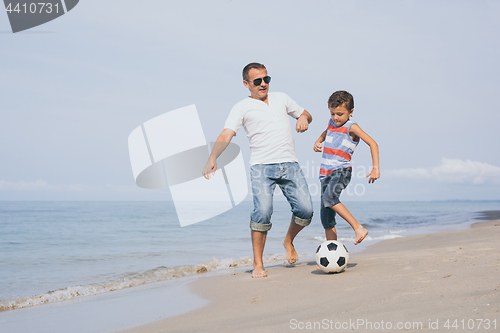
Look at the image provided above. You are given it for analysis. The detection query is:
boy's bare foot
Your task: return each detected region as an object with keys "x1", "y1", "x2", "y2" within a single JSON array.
[
  {"x1": 354, "y1": 228, "x2": 369, "y2": 245},
  {"x1": 252, "y1": 265, "x2": 267, "y2": 278},
  {"x1": 283, "y1": 240, "x2": 298, "y2": 264}
]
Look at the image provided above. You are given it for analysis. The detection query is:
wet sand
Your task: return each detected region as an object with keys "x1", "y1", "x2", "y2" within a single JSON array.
[{"x1": 121, "y1": 215, "x2": 500, "y2": 332}]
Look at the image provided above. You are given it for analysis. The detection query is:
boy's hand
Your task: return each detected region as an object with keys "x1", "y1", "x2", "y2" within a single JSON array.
[
  {"x1": 313, "y1": 140, "x2": 323, "y2": 152},
  {"x1": 366, "y1": 167, "x2": 380, "y2": 183}
]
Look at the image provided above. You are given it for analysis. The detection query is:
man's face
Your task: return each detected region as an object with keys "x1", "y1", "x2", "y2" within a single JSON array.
[{"x1": 244, "y1": 68, "x2": 269, "y2": 101}]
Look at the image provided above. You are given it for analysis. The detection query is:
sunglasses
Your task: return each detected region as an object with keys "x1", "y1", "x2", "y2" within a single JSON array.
[{"x1": 250, "y1": 76, "x2": 271, "y2": 86}]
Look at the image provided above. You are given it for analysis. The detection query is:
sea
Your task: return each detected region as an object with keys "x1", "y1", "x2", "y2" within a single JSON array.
[{"x1": 0, "y1": 200, "x2": 499, "y2": 317}]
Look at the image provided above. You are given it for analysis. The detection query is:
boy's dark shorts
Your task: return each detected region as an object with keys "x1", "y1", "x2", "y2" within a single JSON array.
[{"x1": 320, "y1": 167, "x2": 352, "y2": 229}]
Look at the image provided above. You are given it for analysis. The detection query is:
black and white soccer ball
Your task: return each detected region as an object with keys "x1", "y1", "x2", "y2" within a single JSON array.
[{"x1": 315, "y1": 240, "x2": 349, "y2": 273}]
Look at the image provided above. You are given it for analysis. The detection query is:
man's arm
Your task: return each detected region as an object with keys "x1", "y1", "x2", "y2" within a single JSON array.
[
  {"x1": 296, "y1": 110, "x2": 312, "y2": 133},
  {"x1": 349, "y1": 124, "x2": 380, "y2": 183},
  {"x1": 202, "y1": 128, "x2": 236, "y2": 179}
]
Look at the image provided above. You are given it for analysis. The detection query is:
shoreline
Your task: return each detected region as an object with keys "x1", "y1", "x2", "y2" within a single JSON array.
[
  {"x1": 121, "y1": 212, "x2": 500, "y2": 333},
  {"x1": 1, "y1": 211, "x2": 498, "y2": 333},
  {"x1": 0, "y1": 204, "x2": 493, "y2": 312}
]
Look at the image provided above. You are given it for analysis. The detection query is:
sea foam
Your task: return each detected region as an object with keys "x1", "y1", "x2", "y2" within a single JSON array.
[{"x1": 0, "y1": 254, "x2": 289, "y2": 312}]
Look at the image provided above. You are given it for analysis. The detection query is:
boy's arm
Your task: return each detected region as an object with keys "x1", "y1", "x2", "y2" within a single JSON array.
[
  {"x1": 313, "y1": 129, "x2": 328, "y2": 152},
  {"x1": 202, "y1": 128, "x2": 235, "y2": 179},
  {"x1": 296, "y1": 110, "x2": 312, "y2": 133},
  {"x1": 349, "y1": 124, "x2": 380, "y2": 183}
]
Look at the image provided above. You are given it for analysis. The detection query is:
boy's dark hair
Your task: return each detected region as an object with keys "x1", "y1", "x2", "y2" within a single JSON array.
[
  {"x1": 242, "y1": 63, "x2": 266, "y2": 81},
  {"x1": 328, "y1": 91, "x2": 354, "y2": 110}
]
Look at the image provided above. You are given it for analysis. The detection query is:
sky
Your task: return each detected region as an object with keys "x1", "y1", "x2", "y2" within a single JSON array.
[{"x1": 1, "y1": 0, "x2": 499, "y2": 202}]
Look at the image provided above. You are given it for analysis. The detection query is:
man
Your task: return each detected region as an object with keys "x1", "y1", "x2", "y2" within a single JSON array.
[{"x1": 203, "y1": 63, "x2": 313, "y2": 278}]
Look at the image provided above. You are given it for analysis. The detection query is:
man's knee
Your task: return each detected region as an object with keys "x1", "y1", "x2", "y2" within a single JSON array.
[
  {"x1": 292, "y1": 201, "x2": 313, "y2": 227},
  {"x1": 250, "y1": 221, "x2": 272, "y2": 231},
  {"x1": 292, "y1": 214, "x2": 311, "y2": 227},
  {"x1": 292, "y1": 196, "x2": 314, "y2": 227}
]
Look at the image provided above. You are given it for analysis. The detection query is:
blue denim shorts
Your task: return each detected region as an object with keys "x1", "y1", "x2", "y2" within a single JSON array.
[
  {"x1": 249, "y1": 162, "x2": 314, "y2": 232},
  {"x1": 320, "y1": 167, "x2": 352, "y2": 229}
]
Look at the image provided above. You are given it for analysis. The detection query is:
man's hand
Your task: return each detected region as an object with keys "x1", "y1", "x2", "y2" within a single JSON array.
[
  {"x1": 203, "y1": 156, "x2": 217, "y2": 179},
  {"x1": 296, "y1": 113, "x2": 310, "y2": 133},
  {"x1": 202, "y1": 129, "x2": 235, "y2": 180}
]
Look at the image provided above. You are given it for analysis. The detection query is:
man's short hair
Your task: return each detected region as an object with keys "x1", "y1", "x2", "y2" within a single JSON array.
[
  {"x1": 243, "y1": 63, "x2": 266, "y2": 81},
  {"x1": 328, "y1": 91, "x2": 354, "y2": 110}
]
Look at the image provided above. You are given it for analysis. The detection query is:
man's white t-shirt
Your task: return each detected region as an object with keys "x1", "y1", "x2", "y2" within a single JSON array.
[{"x1": 224, "y1": 92, "x2": 305, "y2": 166}]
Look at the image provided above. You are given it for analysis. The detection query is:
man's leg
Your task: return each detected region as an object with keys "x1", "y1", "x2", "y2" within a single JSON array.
[
  {"x1": 251, "y1": 230, "x2": 268, "y2": 278},
  {"x1": 280, "y1": 163, "x2": 314, "y2": 264},
  {"x1": 283, "y1": 219, "x2": 305, "y2": 264},
  {"x1": 249, "y1": 164, "x2": 275, "y2": 278}
]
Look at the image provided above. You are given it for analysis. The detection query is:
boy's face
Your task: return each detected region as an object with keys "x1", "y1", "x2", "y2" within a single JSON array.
[{"x1": 329, "y1": 104, "x2": 353, "y2": 127}]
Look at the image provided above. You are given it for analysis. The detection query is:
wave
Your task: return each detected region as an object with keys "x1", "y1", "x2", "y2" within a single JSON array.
[
  {"x1": 312, "y1": 234, "x2": 404, "y2": 242},
  {"x1": 0, "y1": 254, "x2": 289, "y2": 312}
]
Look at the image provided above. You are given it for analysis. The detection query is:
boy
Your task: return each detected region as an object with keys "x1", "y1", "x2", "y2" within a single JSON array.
[{"x1": 313, "y1": 91, "x2": 379, "y2": 244}]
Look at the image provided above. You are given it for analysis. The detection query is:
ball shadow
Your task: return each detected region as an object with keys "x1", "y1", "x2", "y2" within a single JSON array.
[{"x1": 309, "y1": 262, "x2": 357, "y2": 275}]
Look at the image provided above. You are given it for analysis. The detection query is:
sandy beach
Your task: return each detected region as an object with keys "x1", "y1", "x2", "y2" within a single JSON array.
[{"x1": 122, "y1": 213, "x2": 500, "y2": 332}]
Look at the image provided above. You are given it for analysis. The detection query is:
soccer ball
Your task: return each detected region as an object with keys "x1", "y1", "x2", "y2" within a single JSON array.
[{"x1": 315, "y1": 240, "x2": 349, "y2": 273}]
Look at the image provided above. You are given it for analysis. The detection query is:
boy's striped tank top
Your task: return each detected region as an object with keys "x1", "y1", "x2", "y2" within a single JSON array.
[{"x1": 319, "y1": 119, "x2": 359, "y2": 179}]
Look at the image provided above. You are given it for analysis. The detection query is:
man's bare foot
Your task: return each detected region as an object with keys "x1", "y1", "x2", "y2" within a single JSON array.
[
  {"x1": 252, "y1": 266, "x2": 267, "y2": 278},
  {"x1": 354, "y1": 227, "x2": 369, "y2": 245},
  {"x1": 283, "y1": 240, "x2": 298, "y2": 264}
]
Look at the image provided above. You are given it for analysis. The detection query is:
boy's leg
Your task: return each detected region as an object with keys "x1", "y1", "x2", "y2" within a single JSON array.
[
  {"x1": 325, "y1": 226, "x2": 337, "y2": 240},
  {"x1": 322, "y1": 168, "x2": 368, "y2": 245},
  {"x1": 251, "y1": 230, "x2": 268, "y2": 278},
  {"x1": 329, "y1": 203, "x2": 368, "y2": 245},
  {"x1": 320, "y1": 174, "x2": 338, "y2": 240},
  {"x1": 317, "y1": 226, "x2": 338, "y2": 270}
]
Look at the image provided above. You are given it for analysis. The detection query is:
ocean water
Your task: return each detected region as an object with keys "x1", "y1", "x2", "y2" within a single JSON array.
[{"x1": 0, "y1": 200, "x2": 499, "y2": 312}]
